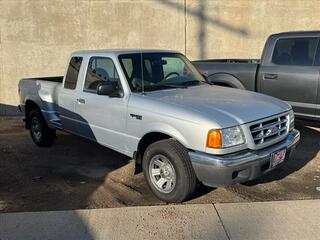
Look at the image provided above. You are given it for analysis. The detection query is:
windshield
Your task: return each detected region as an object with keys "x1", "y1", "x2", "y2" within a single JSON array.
[{"x1": 118, "y1": 52, "x2": 206, "y2": 92}]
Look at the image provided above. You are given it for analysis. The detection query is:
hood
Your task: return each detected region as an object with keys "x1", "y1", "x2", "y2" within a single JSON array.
[{"x1": 144, "y1": 85, "x2": 291, "y2": 127}]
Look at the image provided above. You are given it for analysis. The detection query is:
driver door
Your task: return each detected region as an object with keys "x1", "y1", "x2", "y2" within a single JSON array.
[
  {"x1": 75, "y1": 56, "x2": 128, "y2": 153},
  {"x1": 258, "y1": 37, "x2": 319, "y2": 117}
]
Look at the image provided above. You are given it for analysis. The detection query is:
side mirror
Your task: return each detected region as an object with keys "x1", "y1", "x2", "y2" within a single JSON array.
[{"x1": 97, "y1": 82, "x2": 117, "y2": 96}]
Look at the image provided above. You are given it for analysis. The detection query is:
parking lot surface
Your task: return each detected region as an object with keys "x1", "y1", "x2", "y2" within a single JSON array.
[{"x1": 0, "y1": 117, "x2": 319, "y2": 212}]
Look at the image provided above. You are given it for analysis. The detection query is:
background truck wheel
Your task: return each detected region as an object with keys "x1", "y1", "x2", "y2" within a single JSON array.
[
  {"x1": 143, "y1": 139, "x2": 197, "y2": 203},
  {"x1": 28, "y1": 109, "x2": 56, "y2": 147}
]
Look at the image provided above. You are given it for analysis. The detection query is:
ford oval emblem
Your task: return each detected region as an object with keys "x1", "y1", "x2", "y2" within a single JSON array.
[{"x1": 265, "y1": 127, "x2": 278, "y2": 136}]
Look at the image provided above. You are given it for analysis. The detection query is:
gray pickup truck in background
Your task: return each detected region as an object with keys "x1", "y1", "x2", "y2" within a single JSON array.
[{"x1": 193, "y1": 31, "x2": 320, "y2": 121}]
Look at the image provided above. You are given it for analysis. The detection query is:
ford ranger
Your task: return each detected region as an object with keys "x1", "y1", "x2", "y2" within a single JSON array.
[
  {"x1": 193, "y1": 31, "x2": 320, "y2": 121},
  {"x1": 18, "y1": 49, "x2": 300, "y2": 202}
]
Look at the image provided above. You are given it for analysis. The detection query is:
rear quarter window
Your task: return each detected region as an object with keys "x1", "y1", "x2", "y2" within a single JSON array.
[
  {"x1": 64, "y1": 57, "x2": 83, "y2": 89},
  {"x1": 272, "y1": 38, "x2": 318, "y2": 66}
]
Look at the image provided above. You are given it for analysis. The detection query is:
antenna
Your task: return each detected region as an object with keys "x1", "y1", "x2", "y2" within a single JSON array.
[
  {"x1": 139, "y1": 19, "x2": 145, "y2": 95},
  {"x1": 140, "y1": 51, "x2": 145, "y2": 95}
]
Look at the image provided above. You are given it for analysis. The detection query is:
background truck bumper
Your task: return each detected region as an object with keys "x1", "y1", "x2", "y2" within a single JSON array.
[{"x1": 189, "y1": 129, "x2": 300, "y2": 187}]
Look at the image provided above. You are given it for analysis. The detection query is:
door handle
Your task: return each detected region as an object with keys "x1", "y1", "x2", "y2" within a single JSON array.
[
  {"x1": 263, "y1": 73, "x2": 278, "y2": 80},
  {"x1": 77, "y1": 98, "x2": 86, "y2": 104}
]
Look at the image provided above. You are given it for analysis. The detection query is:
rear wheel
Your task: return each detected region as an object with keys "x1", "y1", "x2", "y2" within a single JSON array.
[
  {"x1": 28, "y1": 109, "x2": 56, "y2": 147},
  {"x1": 143, "y1": 139, "x2": 197, "y2": 203}
]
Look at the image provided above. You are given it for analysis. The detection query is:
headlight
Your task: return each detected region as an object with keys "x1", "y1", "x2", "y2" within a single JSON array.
[
  {"x1": 288, "y1": 109, "x2": 294, "y2": 130},
  {"x1": 207, "y1": 126, "x2": 245, "y2": 148}
]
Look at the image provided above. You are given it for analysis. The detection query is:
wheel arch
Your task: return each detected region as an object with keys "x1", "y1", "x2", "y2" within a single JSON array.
[
  {"x1": 134, "y1": 130, "x2": 187, "y2": 173},
  {"x1": 207, "y1": 73, "x2": 245, "y2": 89},
  {"x1": 24, "y1": 99, "x2": 41, "y2": 129}
]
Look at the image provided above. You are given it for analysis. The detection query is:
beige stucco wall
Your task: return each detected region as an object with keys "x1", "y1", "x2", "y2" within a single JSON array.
[{"x1": 0, "y1": 0, "x2": 320, "y2": 112}]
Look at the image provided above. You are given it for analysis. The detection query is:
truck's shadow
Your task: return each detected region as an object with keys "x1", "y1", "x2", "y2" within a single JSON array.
[
  {"x1": 0, "y1": 117, "x2": 162, "y2": 214},
  {"x1": 0, "y1": 103, "x2": 22, "y2": 116},
  {"x1": 243, "y1": 119, "x2": 320, "y2": 186}
]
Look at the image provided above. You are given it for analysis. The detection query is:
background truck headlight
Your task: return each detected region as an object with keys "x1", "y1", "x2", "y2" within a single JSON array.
[{"x1": 207, "y1": 126, "x2": 245, "y2": 148}]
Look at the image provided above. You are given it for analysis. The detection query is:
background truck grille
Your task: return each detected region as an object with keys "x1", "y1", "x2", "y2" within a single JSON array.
[{"x1": 250, "y1": 115, "x2": 288, "y2": 145}]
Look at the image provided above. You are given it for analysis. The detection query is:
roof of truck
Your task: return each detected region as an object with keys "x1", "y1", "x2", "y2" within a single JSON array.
[
  {"x1": 72, "y1": 49, "x2": 180, "y2": 56},
  {"x1": 270, "y1": 30, "x2": 320, "y2": 38}
]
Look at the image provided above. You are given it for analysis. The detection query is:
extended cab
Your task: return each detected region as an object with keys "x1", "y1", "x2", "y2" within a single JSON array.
[
  {"x1": 19, "y1": 50, "x2": 300, "y2": 202},
  {"x1": 193, "y1": 31, "x2": 320, "y2": 121}
]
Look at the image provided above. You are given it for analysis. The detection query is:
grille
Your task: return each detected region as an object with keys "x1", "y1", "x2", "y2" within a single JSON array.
[{"x1": 250, "y1": 115, "x2": 288, "y2": 145}]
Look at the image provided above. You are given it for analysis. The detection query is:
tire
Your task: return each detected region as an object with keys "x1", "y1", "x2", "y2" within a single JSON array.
[
  {"x1": 143, "y1": 139, "x2": 197, "y2": 203},
  {"x1": 27, "y1": 109, "x2": 56, "y2": 147}
]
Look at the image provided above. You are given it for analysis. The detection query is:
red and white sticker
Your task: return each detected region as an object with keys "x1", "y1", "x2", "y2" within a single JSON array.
[{"x1": 271, "y1": 149, "x2": 286, "y2": 168}]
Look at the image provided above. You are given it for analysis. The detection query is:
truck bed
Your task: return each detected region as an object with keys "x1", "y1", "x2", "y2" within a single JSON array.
[
  {"x1": 192, "y1": 60, "x2": 259, "y2": 91},
  {"x1": 19, "y1": 76, "x2": 63, "y2": 129}
]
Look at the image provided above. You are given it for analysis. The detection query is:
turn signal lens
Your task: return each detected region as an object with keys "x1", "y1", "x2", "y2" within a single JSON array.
[{"x1": 207, "y1": 129, "x2": 222, "y2": 148}]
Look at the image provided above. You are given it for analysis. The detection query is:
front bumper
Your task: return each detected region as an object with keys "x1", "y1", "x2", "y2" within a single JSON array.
[{"x1": 189, "y1": 129, "x2": 300, "y2": 187}]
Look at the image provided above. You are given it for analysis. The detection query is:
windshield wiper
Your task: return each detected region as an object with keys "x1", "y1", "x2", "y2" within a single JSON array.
[
  {"x1": 179, "y1": 80, "x2": 211, "y2": 86},
  {"x1": 157, "y1": 84, "x2": 188, "y2": 89},
  {"x1": 141, "y1": 84, "x2": 187, "y2": 92}
]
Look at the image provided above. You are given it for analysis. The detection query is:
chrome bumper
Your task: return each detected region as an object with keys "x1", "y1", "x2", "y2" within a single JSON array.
[{"x1": 189, "y1": 129, "x2": 300, "y2": 187}]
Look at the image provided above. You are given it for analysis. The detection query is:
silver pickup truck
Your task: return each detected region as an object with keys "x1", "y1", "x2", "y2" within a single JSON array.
[{"x1": 18, "y1": 49, "x2": 300, "y2": 202}]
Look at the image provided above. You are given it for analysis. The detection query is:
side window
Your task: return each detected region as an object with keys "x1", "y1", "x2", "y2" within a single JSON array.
[
  {"x1": 64, "y1": 57, "x2": 83, "y2": 89},
  {"x1": 162, "y1": 57, "x2": 193, "y2": 81},
  {"x1": 272, "y1": 38, "x2": 318, "y2": 66},
  {"x1": 84, "y1": 57, "x2": 121, "y2": 92},
  {"x1": 121, "y1": 58, "x2": 133, "y2": 78},
  {"x1": 144, "y1": 59, "x2": 153, "y2": 78},
  {"x1": 162, "y1": 57, "x2": 186, "y2": 77}
]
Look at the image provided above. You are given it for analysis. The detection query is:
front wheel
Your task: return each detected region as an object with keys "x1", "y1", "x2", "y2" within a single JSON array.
[
  {"x1": 143, "y1": 139, "x2": 197, "y2": 203},
  {"x1": 28, "y1": 109, "x2": 56, "y2": 147}
]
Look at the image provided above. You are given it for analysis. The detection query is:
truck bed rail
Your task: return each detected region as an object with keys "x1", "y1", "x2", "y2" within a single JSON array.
[
  {"x1": 22, "y1": 76, "x2": 63, "y2": 83},
  {"x1": 193, "y1": 59, "x2": 260, "y2": 64}
]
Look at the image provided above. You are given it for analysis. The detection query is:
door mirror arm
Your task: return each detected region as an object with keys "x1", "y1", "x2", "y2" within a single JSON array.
[{"x1": 109, "y1": 89, "x2": 124, "y2": 98}]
